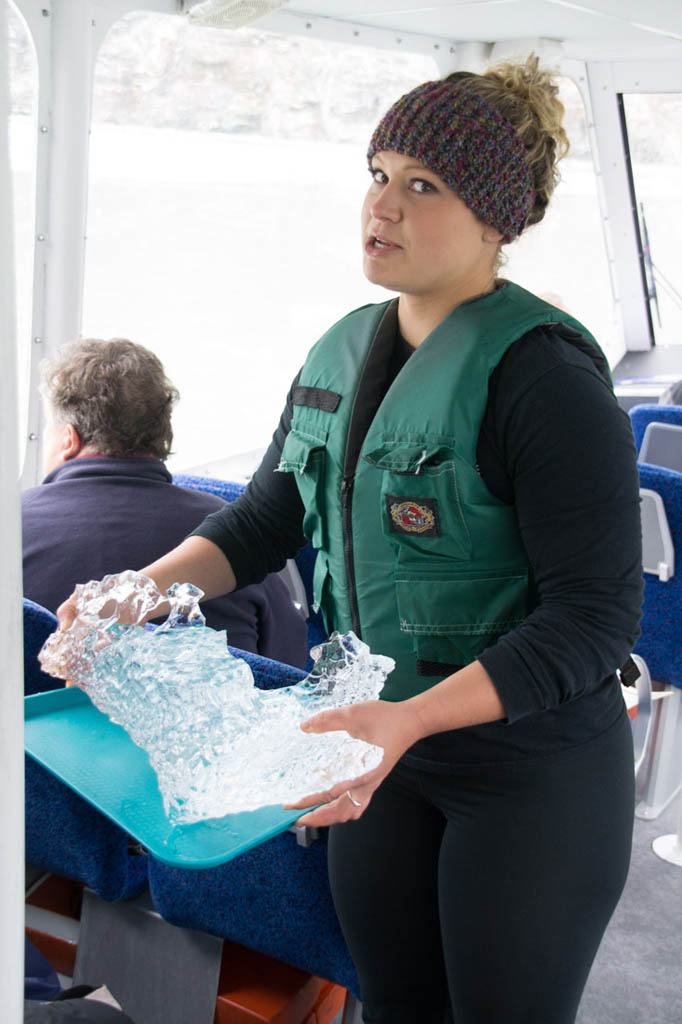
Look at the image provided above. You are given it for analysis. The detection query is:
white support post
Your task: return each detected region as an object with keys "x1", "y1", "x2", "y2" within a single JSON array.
[
  {"x1": 18, "y1": 0, "x2": 179, "y2": 488},
  {"x1": 636, "y1": 686, "x2": 682, "y2": 820},
  {"x1": 652, "y1": 792, "x2": 682, "y2": 867},
  {"x1": 586, "y1": 61, "x2": 652, "y2": 351},
  {"x1": 433, "y1": 40, "x2": 491, "y2": 76},
  {"x1": 0, "y1": 3, "x2": 26, "y2": 1019},
  {"x1": 20, "y1": 0, "x2": 101, "y2": 487}
]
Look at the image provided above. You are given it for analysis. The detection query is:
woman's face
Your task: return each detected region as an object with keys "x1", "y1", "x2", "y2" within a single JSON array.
[{"x1": 361, "y1": 151, "x2": 502, "y2": 305}]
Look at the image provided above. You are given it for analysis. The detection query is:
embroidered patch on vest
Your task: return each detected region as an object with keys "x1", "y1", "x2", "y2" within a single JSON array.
[{"x1": 386, "y1": 495, "x2": 441, "y2": 537}]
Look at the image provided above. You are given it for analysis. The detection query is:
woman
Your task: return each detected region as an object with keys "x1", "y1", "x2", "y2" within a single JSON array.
[{"x1": 60, "y1": 57, "x2": 642, "y2": 1023}]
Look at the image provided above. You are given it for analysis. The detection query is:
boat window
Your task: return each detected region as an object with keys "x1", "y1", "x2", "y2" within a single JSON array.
[
  {"x1": 82, "y1": 12, "x2": 437, "y2": 471},
  {"x1": 621, "y1": 92, "x2": 682, "y2": 348},
  {"x1": 502, "y1": 75, "x2": 620, "y2": 366},
  {"x1": 8, "y1": 0, "x2": 37, "y2": 467}
]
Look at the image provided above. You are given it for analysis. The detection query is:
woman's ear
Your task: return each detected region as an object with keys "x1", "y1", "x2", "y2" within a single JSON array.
[{"x1": 482, "y1": 223, "x2": 504, "y2": 244}]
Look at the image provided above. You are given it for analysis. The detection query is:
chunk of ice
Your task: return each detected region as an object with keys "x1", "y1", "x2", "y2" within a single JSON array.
[{"x1": 39, "y1": 571, "x2": 393, "y2": 822}]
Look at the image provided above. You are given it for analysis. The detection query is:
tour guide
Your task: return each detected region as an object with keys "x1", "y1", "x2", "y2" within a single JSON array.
[{"x1": 59, "y1": 56, "x2": 642, "y2": 1024}]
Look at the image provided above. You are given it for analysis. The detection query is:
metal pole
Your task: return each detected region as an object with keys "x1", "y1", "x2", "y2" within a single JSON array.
[
  {"x1": 0, "y1": 1, "x2": 26, "y2": 1018},
  {"x1": 21, "y1": 0, "x2": 100, "y2": 487}
]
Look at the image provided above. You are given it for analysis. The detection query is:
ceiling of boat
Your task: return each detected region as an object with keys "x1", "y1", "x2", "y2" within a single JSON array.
[{"x1": 280, "y1": 1, "x2": 682, "y2": 60}]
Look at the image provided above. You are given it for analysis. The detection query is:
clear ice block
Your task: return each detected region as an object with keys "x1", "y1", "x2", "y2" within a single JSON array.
[{"x1": 39, "y1": 571, "x2": 393, "y2": 822}]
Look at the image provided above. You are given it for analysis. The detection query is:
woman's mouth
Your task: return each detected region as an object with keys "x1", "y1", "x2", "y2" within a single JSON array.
[{"x1": 366, "y1": 234, "x2": 400, "y2": 254}]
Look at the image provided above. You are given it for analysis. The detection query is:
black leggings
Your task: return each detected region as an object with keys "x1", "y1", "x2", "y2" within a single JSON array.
[{"x1": 328, "y1": 712, "x2": 634, "y2": 1024}]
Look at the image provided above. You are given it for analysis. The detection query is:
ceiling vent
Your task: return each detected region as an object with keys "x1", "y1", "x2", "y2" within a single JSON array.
[{"x1": 185, "y1": 0, "x2": 286, "y2": 30}]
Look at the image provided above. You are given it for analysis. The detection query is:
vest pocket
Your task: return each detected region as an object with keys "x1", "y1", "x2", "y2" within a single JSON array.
[
  {"x1": 277, "y1": 426, "x2": 328, "y2": 549},
  {"x1": 364, "y1": 439, "x2": 471, "y2": 560},
  {"x1": 394, "y1": 566, "x2": 529, "y2": 667}
]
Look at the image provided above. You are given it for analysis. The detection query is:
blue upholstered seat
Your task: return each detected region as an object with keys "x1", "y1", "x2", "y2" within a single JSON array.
[
  {"x1": 172, "y1": 472, "x2": 327, "y2": 668},
  {"x1": 148, "y1": 829, "x2": 359, "y2": 997},
  {"x1": 632, "y1": 462, "x2": 682, "y2": 820},
  {"x1": 25, "y1": 763, "x2": 148, "y2": 901},
  {"x1": 147, "y1": 646, "x2": 360, "y2": 997},
  {"x1": 634, "y1": 464, "x2": 682, "y2": 690},
  {"x1": 23, "y1": 599, "x2": 147, "y2": 901},
  {"x1": 629, "y1": 403, "x2": 682, "y2": 454},
  {"x1": 172, "y1": 472, "x2": 247, "y2": 504},
  {"x1": 23, "y1": 598, "x2": 62, "y2": 696}
]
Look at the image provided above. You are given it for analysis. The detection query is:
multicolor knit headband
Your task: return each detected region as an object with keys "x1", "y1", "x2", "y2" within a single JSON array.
[{"x1": 367, "y1": 80, "x2": 535, "y2": 243}]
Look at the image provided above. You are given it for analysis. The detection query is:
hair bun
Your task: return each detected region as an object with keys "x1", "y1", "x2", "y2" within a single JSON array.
[{"x1": 482, "y1": 54, "x2": 568, "y2": 227}]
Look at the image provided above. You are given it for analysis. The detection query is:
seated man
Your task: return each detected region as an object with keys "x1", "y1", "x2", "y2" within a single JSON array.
[
  {"x1": 22, "y1": 338, "x2": 307, "y2": 668},
  {"x1": 658, "y1": 380, "x2": 682, "y2": 405}
]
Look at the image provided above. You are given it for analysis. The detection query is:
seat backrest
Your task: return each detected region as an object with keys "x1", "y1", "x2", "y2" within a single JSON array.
[
  {"x1": 25, "y1": 758, "x2": 148, "y2": 901},
  {"x1": 172, "y1": 472, "x2": 246, "y2": 504},
  {"x1": 629, "y1": 403, "x2": 682, "y2": 454},
  {"x1": 640, "y1": 488, "x2": 675, "y2": 580},
  {"x1": 148, "y1": 828, "x2": 359, "y2": 998},
  {"x1": 23, "y1": 598, "x2": 62, "y2": 695},
  {"x1": 634, "y1": 463, "x2": 682, "y2": 689},
  {"x1": 640, "y1": 422, "x2": 682, "y2": 473},
  {"x1": 226, "y1": 644, "x2": 306, "y2": 690}
]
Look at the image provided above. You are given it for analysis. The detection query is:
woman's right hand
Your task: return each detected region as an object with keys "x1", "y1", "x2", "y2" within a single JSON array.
[{"x1": 52, "y1": 571, "x2": 167, "y2": 687}]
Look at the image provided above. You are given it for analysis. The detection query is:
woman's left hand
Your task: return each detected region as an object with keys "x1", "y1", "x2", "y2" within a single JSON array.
[{"x1": 283, "y1": 698, "x2": 424, "y2": 827}]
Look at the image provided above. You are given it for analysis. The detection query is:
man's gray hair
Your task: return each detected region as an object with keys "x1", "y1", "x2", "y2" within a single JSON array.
[{"x1": 41, "y1": 338, "x2": 179, "y2": 459}]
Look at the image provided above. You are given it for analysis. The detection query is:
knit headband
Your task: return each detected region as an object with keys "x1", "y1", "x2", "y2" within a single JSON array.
[{"x1": 367, "y1": 80, "x2": 536, "y2": 243}]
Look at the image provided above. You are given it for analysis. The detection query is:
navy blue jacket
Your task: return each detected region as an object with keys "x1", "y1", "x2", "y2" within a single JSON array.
[{"x1": 22, "y1": 457, "x2": 308, "y2": 668}]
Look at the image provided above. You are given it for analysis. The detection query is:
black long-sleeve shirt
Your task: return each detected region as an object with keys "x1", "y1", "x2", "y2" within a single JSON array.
[{"x1": 194, "y1": 320, "x2": 643, "y2": 765}]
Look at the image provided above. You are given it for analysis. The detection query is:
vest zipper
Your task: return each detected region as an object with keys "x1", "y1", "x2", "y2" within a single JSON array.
[{"x1": 341, "y1": 475, "x2": 362, "y2": 636}]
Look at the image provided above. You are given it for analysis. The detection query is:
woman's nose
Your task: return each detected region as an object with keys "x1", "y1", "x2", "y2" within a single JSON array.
[{"x1": 370, "y1": 183, "x2": 402, "y2": 222}]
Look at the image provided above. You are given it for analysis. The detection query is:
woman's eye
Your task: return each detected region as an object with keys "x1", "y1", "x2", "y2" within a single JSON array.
[
  {"x1": 370, "y1": 167, "x2": 387, "y2": 184},
  {"x1": 411, "y1": 178, "x2": 436, "y2": 194}
]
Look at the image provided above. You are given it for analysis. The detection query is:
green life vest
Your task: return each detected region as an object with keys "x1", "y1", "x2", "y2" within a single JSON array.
[{"x1": 278, "y1": 282, "x2": 609, "y2": 702}]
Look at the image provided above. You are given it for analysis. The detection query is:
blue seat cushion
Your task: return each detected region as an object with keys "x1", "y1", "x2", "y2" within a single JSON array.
[{"x1": 629, "y1": 404, "x2": 682, "y2": 453}]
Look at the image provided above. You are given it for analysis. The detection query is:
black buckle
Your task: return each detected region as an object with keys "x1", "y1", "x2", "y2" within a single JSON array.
[{"x1": 619, "y1": 655, "x2": 640, "y2": 688}]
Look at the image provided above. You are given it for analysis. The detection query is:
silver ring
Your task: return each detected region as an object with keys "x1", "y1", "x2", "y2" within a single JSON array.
[{"x1": 346, "y1": 789, "x2": 362, "y2": 808}]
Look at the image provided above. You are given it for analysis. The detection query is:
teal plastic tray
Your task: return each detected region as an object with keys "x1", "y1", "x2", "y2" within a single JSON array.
[{"x1": 24, "y1": 687, "x2": 303, "y2": 869}]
